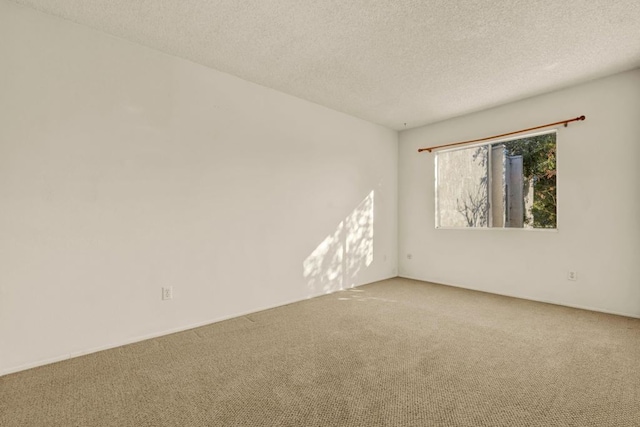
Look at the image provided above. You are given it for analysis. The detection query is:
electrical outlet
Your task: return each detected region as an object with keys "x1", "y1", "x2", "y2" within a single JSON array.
[
  {"x1": 162, "y1": 286, "x2": 173, "y2": 300},
  {"x1": 567, "y1": 271, "x2": 577, "y2": 281}
]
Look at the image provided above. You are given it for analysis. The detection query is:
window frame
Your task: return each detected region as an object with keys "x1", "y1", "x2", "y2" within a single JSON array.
[{"x1": 434, "y1": 128, "x2": 559, "y2": 231}]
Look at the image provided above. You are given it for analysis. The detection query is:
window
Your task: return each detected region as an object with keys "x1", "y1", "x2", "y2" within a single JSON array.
[{"x1": 435, "y1": 131, "x2": 557, "y2": 229}]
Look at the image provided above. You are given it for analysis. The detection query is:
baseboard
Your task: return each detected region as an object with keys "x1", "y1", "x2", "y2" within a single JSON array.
[
  {"x1": 0, "y1": 313, "x2": 249, "y2": 377},
  {"x1": 1, "y1": 275, "x2": 398, "y2": 377},
  {"x1": 398, "y1": 274, "x2": 640, "y2": 319}
]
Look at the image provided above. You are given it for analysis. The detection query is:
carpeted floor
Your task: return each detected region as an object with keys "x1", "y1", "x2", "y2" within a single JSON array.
[{"x1": 2, "y1": 277, "x2": 640, "y2": 426}]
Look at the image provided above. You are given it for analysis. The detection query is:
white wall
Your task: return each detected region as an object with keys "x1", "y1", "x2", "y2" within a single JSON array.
[
  {"x1": 399, "y1": 69, "x2": 640, "y2": 318},
  {"x1": 0, "y1": 1, "x2": 398, "y2": 375}
]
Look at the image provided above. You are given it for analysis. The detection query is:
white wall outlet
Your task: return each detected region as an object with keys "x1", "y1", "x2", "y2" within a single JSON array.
[
  {"x1": 162, "y1": 286, "x2": 173, "y2": 300},
  {"x1": 407, "y1": 253, "x2": 413, "y2": 260},
  {"x1": 567, "y1": 271, "x2": 577, "y2": 281}
]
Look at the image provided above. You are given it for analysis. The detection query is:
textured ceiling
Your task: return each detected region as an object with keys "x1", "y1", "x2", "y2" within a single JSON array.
[{"x1": 9, "y1": 0, "x2": 640, "y2": 130}]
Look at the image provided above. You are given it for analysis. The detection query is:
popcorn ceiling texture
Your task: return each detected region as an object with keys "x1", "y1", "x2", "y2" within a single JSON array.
[{"x1": 8, "y1": 0, "x2": 640, "y2": 129}]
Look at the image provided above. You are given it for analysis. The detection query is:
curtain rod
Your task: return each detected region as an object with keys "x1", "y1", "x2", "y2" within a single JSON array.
[{"x1": 417, "y1": 115, "x2": 586, "y2": 153}]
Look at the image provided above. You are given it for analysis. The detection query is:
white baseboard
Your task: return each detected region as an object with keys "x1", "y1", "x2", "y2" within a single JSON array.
[
  {"x1": 398, "y1": 274, "x2": 640, "y2": 319},
  {"x1": 1, "y1": 275, "x2": 398, "y2": 377}
]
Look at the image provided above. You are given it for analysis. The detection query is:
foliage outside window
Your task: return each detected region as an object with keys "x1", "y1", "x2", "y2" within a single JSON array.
[{"x1": 435, "y1": 131, "x2": 557, "y2": 229}]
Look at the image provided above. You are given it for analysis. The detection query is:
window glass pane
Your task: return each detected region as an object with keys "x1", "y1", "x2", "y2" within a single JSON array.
[{"x1": 436, "y1": 132, "x2": 556, "y2": 229}]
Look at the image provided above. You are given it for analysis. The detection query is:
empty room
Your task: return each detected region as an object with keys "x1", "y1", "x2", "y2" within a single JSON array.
[{"x1": 1, "y1": 1, "x2": 639, "y2": 426}]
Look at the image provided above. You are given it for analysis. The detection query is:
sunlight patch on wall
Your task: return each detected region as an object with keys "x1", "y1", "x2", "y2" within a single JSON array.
[{"x1": 303, "y1": 190, "x2": 374, "y2": 295}]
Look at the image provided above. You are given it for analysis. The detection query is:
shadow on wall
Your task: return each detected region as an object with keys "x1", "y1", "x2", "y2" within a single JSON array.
[{"x1": 303, "y1": 190, "x2": 374, "y2": 295}]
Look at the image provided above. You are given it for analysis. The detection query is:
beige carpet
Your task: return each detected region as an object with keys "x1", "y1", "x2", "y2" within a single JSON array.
[{"x1": 2, "y1": 278, "x2": 640, "y2": 426}]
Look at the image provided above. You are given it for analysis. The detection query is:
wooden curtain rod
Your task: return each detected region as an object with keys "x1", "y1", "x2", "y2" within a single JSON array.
[{"x1": 417, "y1": 115, "x2": 586, "y2": 153}]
